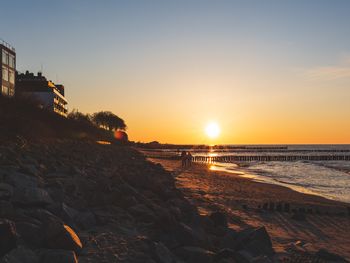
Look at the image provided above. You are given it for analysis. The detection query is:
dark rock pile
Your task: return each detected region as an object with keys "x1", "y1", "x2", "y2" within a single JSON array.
[{"x1": 0, "y1": 139, "x2": 341, "y2": 263}]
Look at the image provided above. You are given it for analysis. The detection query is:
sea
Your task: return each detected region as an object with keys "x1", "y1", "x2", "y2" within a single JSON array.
[{"x1": 170, "y1": 145, "x2": 350, "y2": 203}]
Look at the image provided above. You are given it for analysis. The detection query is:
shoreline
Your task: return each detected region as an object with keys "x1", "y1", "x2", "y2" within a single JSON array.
[
  {"x1": 149, "y1": 157, "x2": 350, "y2": 260},
  {"x1": 208, "y1": 162, "x2": 350, "y2": 205}
]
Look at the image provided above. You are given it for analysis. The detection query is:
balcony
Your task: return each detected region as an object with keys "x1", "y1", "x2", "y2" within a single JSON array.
[{"x1": 0, "y1": 39, "x2": 15, "y2": 52}]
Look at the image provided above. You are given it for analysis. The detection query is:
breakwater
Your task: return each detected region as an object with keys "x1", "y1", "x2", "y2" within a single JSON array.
[{"x1": 193, "y1": 154, "x2": 350, "y2": 163}]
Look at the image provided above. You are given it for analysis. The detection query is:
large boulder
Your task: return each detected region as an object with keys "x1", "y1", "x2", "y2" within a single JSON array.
[
  {"x1": 175, "y1": 246, "x2": 215, "y2": 263},
  {"x1": 172, "y1": 223, "x2": 197, "y2": 247},
  {"x1": 230, "y1": 227, "x2": 274, "y2": 257},
  {"x1": 128, "y1": 204, "x2": 156, "y2": 223},
  {"x1": 13, "y1": 187, "x2": 53, "y2": 206},
  {"x1": 0, "y1": 183, "x2": 14, "y2": 200},
  {"x1": 153, "y1": 242, "x2": 177, "y2": 263},
  {"x1": 0, "y1": 201, "x2": 15, "y2": 218},
  {"x1": 38, "y1": 249, "x2": 78, "y2": 263},
  {"x1": 0, "y1": 220, "x2": 17, "y2": 256},
  {"x1": 0, "y1": 247, "x2": 38, "y2": 263},
  {"x1": 15, "y1": 221, "x2": 45, "y2": 248},
  {"x1": 3, "y1": 172, "x2": 39, "y2": 189},
  {"x1": 45, "y1": 220, "x2": 83, "y2": 254},
  {"x1": 213, "y1": 248, "x2": 236, "y2": 262}
]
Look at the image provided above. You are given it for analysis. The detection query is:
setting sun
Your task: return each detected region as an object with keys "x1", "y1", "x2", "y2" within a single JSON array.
[{"x1": 205, "y1": 122, "x2": 220, "y2": 139}]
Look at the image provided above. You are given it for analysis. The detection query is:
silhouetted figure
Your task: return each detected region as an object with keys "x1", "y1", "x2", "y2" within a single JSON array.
[
  {"x1": 186, "y1": 152, "x2": 193, "y2": 167},
  {"x1": 181, "y1": 151, "x2": 187, "y2": 168}
]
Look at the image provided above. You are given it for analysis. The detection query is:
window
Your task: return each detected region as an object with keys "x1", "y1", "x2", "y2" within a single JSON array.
[
  {"x1": 9, "y1": 70, "x2": 15, "y2": 84},
  {"x1": 9, "y1": 87, "x2": 15, "y2": 97},
  {"x1": 2, "y1": 50, "x2": 8, "y2": 65},
  {"x1": 2, "y1": 66, "x2": 8, "y2": 81},
  {"x1": 2, "y1": 85, "x2": 9, "y2": 96},
  {"x1": 9, "y1": 54, "x2": 15, "y2": 68}
]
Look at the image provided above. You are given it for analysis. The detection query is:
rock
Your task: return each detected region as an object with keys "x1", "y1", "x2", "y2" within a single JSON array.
[
  {"x1": 315, "y1": 249, "x2": 347, "y2": 262},
  {"x1": 232, "y1": 227, "x2": 274, "y2": 257},
  {"x1": 19, "y1": 164, "x2": 39, "y2": 177},
  {"x1": 235, "y1": 250, "x2": 273, "y2": 263},
  {"x1": 0, "y1": 247, "x2": 38, "y2": 263},
  {"x1": 153, "y1": 242, "x2": 176, "y2": 263},
  {"x1": 38, "y1": 249, "x2": 78, "y2": 263},
  {"x1": 15, "y1": 221, "x2": 44, "y2": 248},
  {"x1": 128, "y1": 204, "x2": 155, "y2": 223},
  {"x1": 75, "y1": 211, "x2": 96, "y2": 230},
  {"x1": 0, "y1": 219, "x2": 17, "y2": 256},
  {"x1": 46, "y1": 220, "x2": 83, "y2": 253},
  {"x1": 175, "y1": 246, "x2": 215, "y2": 263},
  {"x1": 209, "y1": 211, "x2": 228, "y2": 228},
  {"x1": 213, "y1": 248, "x2": 236, "y2": 262},
  {"x1": 47, "y1": 203, "x2": 78, "y2": 226},
  {"x1": 0, "y1": 183, "x2": 14, "y2": 200},
  {"x1": 173, "y1": 223, "x2": 197, "y2": 246},
  {"x1": 219, "y1": 228, "x2": 237, "y2": 249},
  {"x1": 13, "y1": 187, "x2": 53, "y2": 206},
  {"x1": 234, "y1": 250, "x2": 254, "y2": 263},
  {"x1": 48, "y1": 203, "x2": 94, "y2": 230},
  {"x1": 0, "y1": 201, "x2": 15, "y2": 218},
  {"x1": 3, "y1": 172, "x2": 39, "y2": 189}
]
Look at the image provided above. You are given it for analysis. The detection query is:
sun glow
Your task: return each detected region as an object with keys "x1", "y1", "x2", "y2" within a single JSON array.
[{"x1": 205, "y1": 122, "x2": 220, "y2": 139}]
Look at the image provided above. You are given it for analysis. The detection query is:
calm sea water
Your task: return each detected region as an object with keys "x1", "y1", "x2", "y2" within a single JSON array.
[{"x1": 182, "y1": 145, "x2": 350, "y2": 203}]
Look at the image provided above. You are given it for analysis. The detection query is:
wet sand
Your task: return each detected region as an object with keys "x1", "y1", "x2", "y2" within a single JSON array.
[{"x1": 149, "y1": 158, "x2": 350, "y2": 260}]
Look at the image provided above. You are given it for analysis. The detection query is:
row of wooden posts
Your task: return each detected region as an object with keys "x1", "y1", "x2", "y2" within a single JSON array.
[{"x1": 193, "y1": 155, "x2": 350, "y2": 163}]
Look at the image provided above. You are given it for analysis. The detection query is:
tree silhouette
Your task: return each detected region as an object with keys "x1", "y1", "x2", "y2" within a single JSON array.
[
  {"x1": 68, "y1": 109, "x2": 92, "y2": 124},
  {"x1": 92, "y1": 111, "x2": 126, "y2": 131}
]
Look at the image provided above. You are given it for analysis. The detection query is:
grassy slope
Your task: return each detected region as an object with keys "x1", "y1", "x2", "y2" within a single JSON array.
[{"x1": 0, "y1": 96, "x2": 114, "y2": 142}]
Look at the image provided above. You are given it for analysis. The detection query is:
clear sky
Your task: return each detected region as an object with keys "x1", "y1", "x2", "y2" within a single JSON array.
[{"x1": 2, "y1": 0, "x2": 350, "y2": 144}]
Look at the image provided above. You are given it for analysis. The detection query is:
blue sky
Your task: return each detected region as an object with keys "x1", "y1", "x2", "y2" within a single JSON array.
[{"x1": 2, "y1": 0, "x2": 350, "y2": 143}]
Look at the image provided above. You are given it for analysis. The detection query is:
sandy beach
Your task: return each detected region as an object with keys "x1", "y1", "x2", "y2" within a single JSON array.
[{"x1": 149, "y1": 157, "x2": 350, "y2": 260}]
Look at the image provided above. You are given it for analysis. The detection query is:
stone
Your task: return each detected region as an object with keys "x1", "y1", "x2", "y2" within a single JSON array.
[
  {"x1": 213, "y1": 248, "x2": 236, "y2": 262},
  {"x1": 0, "y1": 201, "x2": 15, "y2": 218},
  {"x1": 38, "y1": 249, "x2": 78, "y2": 263},
  {"x1": 0, "y1": 219, "x2": 17, "y2": 256},
  {"x1": 219, "y1": 228, "x2": 237, "y2": 249},
  {"x1": 173, "y1": 223, "x2": 197, "y2": 246},
  {"x1": 19, "y1": 164, "x2": 39, "y2": 177},
  {"x1": 0, "y1": 183, "x2": 14, "y2": 200},
  {"x1": 13, "y1": 187, "x2": 53, "y2": 206},
  {"x1": 0, "y1": 247, "x2": 38, "y2": 263},
  {"x1": 209, "y1": 211, "x2": 228, "y2": 228},
  {"x1": 233, "y1": 227, "x2": 274, "y2": 257},
  {"x1": 47, "y1": 203, "x2": 79, "y2": 228},
  {"x1": 46, "y1": 220, "x2": 83, "y2": 253},
  {"x1": 128, "y1": 204, "x2": 155, "y2": 223},
  {"x1": 175, "y1": 246, "x2": 215, "y2": 263},
  {"x1": 3, "y1": 172, "x2": 39, "y2": 189},
  {"x1": 75, "y1": 211, "x2": 96, "y2": 230},
  {"x1": 15, "y1": 221, "x2": 44, "y2": 248},
  {"x1": 153, "y1": 242, "x2": 176, "y2": 263}
]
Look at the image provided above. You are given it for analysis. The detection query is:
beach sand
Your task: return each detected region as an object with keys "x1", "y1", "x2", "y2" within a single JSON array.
[{"x1": 149, "y1": 158, "x2": 350, "y2": 260}]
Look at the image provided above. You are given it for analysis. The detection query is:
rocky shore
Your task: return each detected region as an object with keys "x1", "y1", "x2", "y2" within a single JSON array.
[{"x1": 0, "y1": 139, "x2": 348, "y2": 262}]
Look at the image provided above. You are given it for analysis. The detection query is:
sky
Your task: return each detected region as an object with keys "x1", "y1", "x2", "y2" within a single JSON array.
[{"x1": 2, "y1": 0, "x2": 350, "y2": 144}]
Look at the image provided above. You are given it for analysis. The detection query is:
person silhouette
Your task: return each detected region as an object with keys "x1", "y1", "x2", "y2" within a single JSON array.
[
  {"x1": 186, "y1": 151, "x2": 193, "y2": 167},
  {"x1": 181, "y1": 151, "x2": 187, "y2": 168}
]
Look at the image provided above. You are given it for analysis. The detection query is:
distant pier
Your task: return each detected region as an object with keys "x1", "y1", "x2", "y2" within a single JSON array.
[{"x1": 193, "y1": 155, "x2": 350, "y2": 163}]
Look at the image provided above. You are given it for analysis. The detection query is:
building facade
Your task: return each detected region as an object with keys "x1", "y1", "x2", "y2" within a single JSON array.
[
  {"x1": 0, "y1": 40, "x2": 16, "y2": 97},
  {"x1": 16, "y1": 71, "x2": 68, "y2": 117}
]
